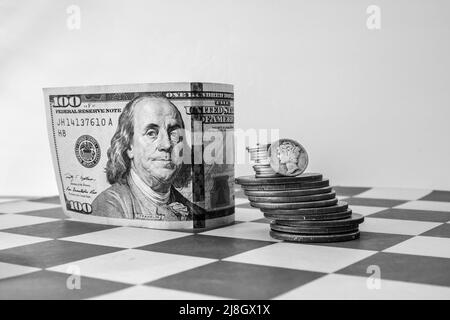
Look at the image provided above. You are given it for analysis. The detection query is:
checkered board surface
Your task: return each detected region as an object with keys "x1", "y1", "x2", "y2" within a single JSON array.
[{"x1": 0, "y1": 186, "x2": 449, "y2": 300}]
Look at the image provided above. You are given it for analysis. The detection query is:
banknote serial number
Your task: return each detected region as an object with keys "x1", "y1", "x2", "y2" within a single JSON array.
[
  {"x1": 179, "y1": 304, "x2": 271, "y2": 317},
  {"x1": 56, "y1": 117, "x2": 114, "y2": 127}
]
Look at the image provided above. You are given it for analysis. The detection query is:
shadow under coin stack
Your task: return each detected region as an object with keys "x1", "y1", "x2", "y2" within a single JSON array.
[{"x1": 236, "y1": 141, "x2": 364, "y2": 243}]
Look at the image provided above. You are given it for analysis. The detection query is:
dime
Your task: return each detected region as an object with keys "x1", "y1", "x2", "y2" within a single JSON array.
[
  {"x1": 268, "y1": 139, "x2": 308, "y2": 177},
  {"x1": 253, "y1": 164, "x2": 275, "y2": 172},
  {"x1": 243, "y1": 186, "x2": 332, "y2": 197},
  {"x1": 274, "y1": 213, "x2": 364, "y2": 227},
  {"x1": 254, "y1": 171, "x2": 278, "y2": 176},
  {"x1": 270, "y1": 230, "x2": 360, "y2": 243},
  {"x1": 253, "y1": 159, "x2": 281, "y2": 177},
  {"x1": 261, "y1": 201, "x2": 348, "y2": 214},
  {"x1": 250, "y1": 198, "x2": 338, "y2": 210},
  {"x1": 270, "y1": 223, "x2": 359, "y2": 235},
  {"x1": 247, "y1": 191, "x2": 336, "y2": 203},
  {"x1": 241, "y1": 179, "x2": 330, "y2": 191},
  {"x1": 253, "y1": 164, "x2": 272, "y2": 168},
  {"x1": 235, "y1": 173, "x2": 322, "y2": 186},
  {"x1": 247, "y1": 144, "x2": 270, "y2": 150},
  {"x1": 252, "y1": 150, "x2": 270, "y2": 155},
  {"x1": 264, "y1": 209, "x2": 352, "y2": 221},
  {"x1": 253, "y1": 172, "x2": 278, "y2": 176},
  {"x1": 253, "y1": 167, "x2": 277, "y2": 175}
]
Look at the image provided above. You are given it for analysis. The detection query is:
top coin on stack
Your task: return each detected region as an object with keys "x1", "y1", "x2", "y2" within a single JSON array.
[
  {"x1": 247, "y1": 139, "x2": 309, "y2": 178},
  {"x1": 267, "y1": 139, "x2": 308, "y2": 177}
]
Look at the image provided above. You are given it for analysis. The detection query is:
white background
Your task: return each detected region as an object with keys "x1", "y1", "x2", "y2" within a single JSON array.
[{"x1": 1, "y1": 0, "x2": 449, "y2": 196}]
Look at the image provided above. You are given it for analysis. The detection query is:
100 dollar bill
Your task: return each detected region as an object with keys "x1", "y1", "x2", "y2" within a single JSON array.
[{"x1": 44, "y1": 82, "x2": 235, "y2": 229}]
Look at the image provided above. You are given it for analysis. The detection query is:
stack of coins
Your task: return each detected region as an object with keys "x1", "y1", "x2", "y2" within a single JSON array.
[
  {"x1": 246, "y1": 143, "x2": 278, "y2": 178},
  {"x1": 235, "y1": 173, "x2": 364, "y2": 243}
]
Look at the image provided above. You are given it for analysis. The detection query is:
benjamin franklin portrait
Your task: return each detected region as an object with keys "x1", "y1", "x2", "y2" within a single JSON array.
[{"x1": 92, "y1": 95, "x2": 201, "y2": 221}]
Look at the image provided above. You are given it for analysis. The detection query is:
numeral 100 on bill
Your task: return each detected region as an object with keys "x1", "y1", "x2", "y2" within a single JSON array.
[
  {"x1": 67, "y1": 200, "x2": 92, "y2": 214},
  {"x1": 52, "y1": 95, "x2": 81, "y2": 108}
]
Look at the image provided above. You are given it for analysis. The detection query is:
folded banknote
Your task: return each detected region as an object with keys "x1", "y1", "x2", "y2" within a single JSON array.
[{"x1": 43, "y1": 82, "x2": 235, "y2": 229}]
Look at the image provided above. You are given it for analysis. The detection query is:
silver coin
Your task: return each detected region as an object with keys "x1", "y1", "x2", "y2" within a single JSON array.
[
  {"x1": 274, "y1": 213, "x2": 364, "y2": 227},
  {"x1": 254, "y1": 170, "x2": 275, "y2": 173},
  {"x1": 270, "y1": 223, "x2": 360, "y2": 235},
  {"x1": 261, "y1": 201, "x2": 348, "y2": 215},
  {"x1": 270, "y1": 230, "x2": 360, "y2": 243},
  {"x1": 253, "y1": 166, "x2": 275, "y2": 171},
  {"x1": 236, "y1": 173, "x2": 322, "y2": 185},
  {"x1": 243, "y1": 186, "x2": 333, "y2": 197},
  {"x1": 247, "y1": 144, "x2": 270, "y2": 150},
  {"x1": 254, "y1": 172, "x2": 278, "y2": 176},
  {"x1": 241, "y1": 179, "x2": 330, "y2": 191},
  {"x1": 255, "y1": 174, "x2": 280, "y2": 178},
  {"x1": 250, "y1": 198, "x2": 338, "y2": 210},
  {"x1": 247, "y1": 191, "x2": 336, "y2": 203},
  {"x1": 268, "y1": 139, "x2": 308, "y2": 177},
  {"x1": 264, "y1": 209, "x2": 352, "y2": 221}
]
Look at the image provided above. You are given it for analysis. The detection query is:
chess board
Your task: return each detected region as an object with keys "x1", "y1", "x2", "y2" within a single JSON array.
[{"x1": 0, "y1": 186, "x2": 449, "y2": 300}]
